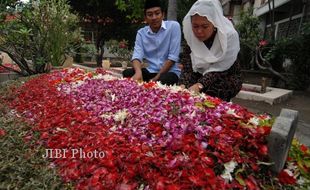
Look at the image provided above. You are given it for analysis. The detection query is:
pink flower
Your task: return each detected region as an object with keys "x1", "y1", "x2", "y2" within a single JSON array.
[{"x1": 259, "y1": 40, "x2": 268, "y2": 47}]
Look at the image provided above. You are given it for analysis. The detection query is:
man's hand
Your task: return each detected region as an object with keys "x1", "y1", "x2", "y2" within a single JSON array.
[
  {"x1": 132, "y1": 71, "x2": 143, "y2": 82},
  {"x1": 150, "y1": 73, "x2": 161, "y2": 82},
  {"x1": 152, "y1": 59, "x2": 174, "y2": 82},
  {"x1": 131, "y1": 59, "x2": 143, "y2": 82}
]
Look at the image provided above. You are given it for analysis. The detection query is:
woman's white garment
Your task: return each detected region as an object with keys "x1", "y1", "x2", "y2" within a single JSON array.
[{"x1": 182, "y1": 0, "x2": 240, "y2": 75}]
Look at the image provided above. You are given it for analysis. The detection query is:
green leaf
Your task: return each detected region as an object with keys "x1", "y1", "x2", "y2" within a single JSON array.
[
  {"x1": 203, "y1": 100, "x2": 215, "y2": 108},
  {"x1": 235, "y1": 174, "x2": 246, "y2": 186}
]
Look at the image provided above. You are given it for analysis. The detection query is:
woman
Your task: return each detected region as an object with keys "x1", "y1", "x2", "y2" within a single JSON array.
[{"x1": 179, "y1": 0, "x2": 242, "y2": 101}]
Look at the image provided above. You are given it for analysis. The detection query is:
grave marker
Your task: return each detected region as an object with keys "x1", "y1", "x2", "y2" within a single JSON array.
[{"x1": 267, "y1": 108, "x2": 298, "y2": 173}]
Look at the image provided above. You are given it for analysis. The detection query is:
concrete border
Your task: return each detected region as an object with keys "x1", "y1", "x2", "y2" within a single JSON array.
[
  {"x1": 236, "y1": 83, "x2": 293, "y2": 105},
  {"x1": 0, "y1": 72, "x2": 20, "y2": 83}
]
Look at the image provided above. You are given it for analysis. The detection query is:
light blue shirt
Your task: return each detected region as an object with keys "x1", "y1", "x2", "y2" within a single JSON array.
[{"x1": 131, "y1": 20, "x2": 181, "y2": 77}]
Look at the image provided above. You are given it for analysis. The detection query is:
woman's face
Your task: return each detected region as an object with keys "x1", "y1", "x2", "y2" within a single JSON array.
[{"x1": 191, "y1": 14, "x2": 215, "y2": 41}]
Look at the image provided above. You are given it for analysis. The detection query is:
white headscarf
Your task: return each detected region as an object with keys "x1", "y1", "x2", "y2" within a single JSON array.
[{"x1": 182, "y1": 0, "x2": 240, "y2": 75}]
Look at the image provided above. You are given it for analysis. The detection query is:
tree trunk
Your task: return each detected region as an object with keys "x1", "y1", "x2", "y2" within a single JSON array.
[
  {"x1": 167, "y1": 0, "x2": 177, "y2": 21},
  {"x1": 268, "y1": 0, "x2": 276, "y2": 41},
  {"x1": 298, "y1": 0, "x2": 308, "y2": 34},
  {"x1": 285, "y1": 1, "x2": 294, "y2": 37}
]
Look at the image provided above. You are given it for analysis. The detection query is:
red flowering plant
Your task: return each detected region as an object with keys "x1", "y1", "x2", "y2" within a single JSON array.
[
  {"x1": 258, "y1": 39, "x2": 268, "y2": 47},
  {"x1": 2, "y1": 67, "x2": 309, "y2": 189}
]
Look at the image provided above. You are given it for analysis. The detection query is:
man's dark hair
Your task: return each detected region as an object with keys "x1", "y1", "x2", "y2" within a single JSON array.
[{"x1": 144, "y1": 0, "x2": 163, "y2": 12}]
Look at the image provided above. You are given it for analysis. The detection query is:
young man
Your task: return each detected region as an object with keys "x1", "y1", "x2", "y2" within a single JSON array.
[{"x1": 122, "y1": 0, "x2": 181, "y2": 85}]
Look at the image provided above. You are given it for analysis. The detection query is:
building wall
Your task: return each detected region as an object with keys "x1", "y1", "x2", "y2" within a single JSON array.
[
  {"x1": 252, "y1": 0, "x2": 309, "y2": 39},
  {"x1": 221, "y1": 0, "x2": 309, "y2": 39},
  {"x1": 221, "y1": 0, "x2": 242, "y2": 24}
]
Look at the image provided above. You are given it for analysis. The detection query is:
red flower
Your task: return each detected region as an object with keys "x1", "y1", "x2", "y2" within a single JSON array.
[
  {"x1": 5, "y1": 14, "x2": 18, "y2": 22},
  {"x1": 119, "y1": 40, "x2": 128, "y2": 49},
  {"x1": 189, "y1": 175, "x2": 207, "y2": 186},
  {"x1": 300, "y1": 144, "x2": 308, "y2": 153},
  {"x1": 245, "y1": 176, "x2": 259, "y2": 190},
  {"x1": 259, "y1": 40, "x2": 268, "y2": 47},
  {"x1": 258, "y1": 145, "x2": 268, "y2": 156},
  {"x1": 167, "y1": 185, "x2": 181, "y2": 190},
  {"x1": 143, "y1": 81, "x2": 156, "y2": 89},
  {"x1": 278, "y1": 170, "x2": 296, "y2": 185},
  {"x1": 0, "y1": 129, "x2": 6, "y2": 136}
]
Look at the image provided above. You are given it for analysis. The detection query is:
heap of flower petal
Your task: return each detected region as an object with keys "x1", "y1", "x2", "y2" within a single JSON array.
[{"x1": 7, "y1": 68, "x2": 290, "y2": 189}]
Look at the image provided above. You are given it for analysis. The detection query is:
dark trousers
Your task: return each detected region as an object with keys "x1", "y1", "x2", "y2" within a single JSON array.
[{"x1": 122, "y1": 68, "x2": 178, "y2": 86}]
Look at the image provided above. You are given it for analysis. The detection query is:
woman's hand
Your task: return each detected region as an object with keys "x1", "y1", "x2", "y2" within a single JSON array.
[
  {"x1": 189, "y1": 83, "x2": 203, "y2": 93},
  {"x1": 179, "y1": 84, "x2": 186, "y2": 89}
]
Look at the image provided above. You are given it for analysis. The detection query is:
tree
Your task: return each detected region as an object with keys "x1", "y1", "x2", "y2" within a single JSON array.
[
  {"x1": 266, "y1": 0, "x2": 276, "y2": 41},
  {"x1": 114, "y1": 0, "x2": 192, "y2": 21},
  {"x1": 68, "y1": 0, "x2": 142, "y2": 44},
  {"x1": 176, "y1": 0, "x2": 196, "y2": 22},
  {"x1": 235, "y1": 8, "x2": 262, "y2": 70},
  {"x1": 0, "y1": 0, "x2": 17, "y2": 11},
  {"x1": 167, "y1": 0, "x2": 177, "y2": 21},
  {"x1": 0, "y1": 0, "x2": 81, "y2": 75},
  {"x1": 115, "y1": 0, "x2": 145, "y2": 19}
]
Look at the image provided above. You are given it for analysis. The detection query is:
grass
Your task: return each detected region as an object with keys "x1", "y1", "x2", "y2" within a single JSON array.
[{"x1": 0, "y1": 79, "x2": 73, "y2": 190}]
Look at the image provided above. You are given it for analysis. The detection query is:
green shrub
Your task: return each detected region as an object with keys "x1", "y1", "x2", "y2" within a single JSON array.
[
  {"x1": 235, "y1": 8, "x2": 263, "y2": 70},
  {"x1": 264, "y1": 22, "x2": 310, "y2": 90},
  {"x1": 105, "y1": 39, "x2": 132, "y2": 61}
]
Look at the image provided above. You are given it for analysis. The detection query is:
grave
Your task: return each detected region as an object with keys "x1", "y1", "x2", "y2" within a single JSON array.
[
  {"x1": 236, "y1": 83, "x2": 293, "y2": 105},
  {"x1": 69, "y1": 64, "x2": 301, "y2": 175}
]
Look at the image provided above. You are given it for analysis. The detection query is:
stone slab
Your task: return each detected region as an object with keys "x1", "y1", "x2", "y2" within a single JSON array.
[
  {"x1": 0, "y1": 72, "x2": 20, "y2": 83},
  {"x1": 236, "y1": 83, "x2": 293, "y2": 105},
  {"x1": 73, "y1": 64, "x2": 123, "y2": 78}
]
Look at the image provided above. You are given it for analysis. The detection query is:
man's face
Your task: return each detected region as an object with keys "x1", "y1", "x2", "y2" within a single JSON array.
[{"x1": 144, "y1": 7, "x2": 164, "y2": 33}]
